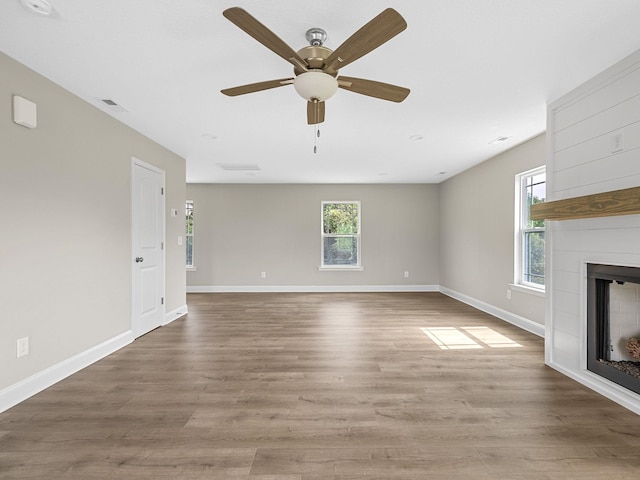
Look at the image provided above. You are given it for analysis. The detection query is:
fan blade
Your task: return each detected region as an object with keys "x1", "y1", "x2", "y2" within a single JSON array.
[
  {"x1": 307, "y1": 100, "x2": 325, "y2": 125},
  {"x1": 223, "y1": 7, "x2": 309, "y2": 70},
  {"x1": 324, "y1": 8, "x2": 407, "y2": 73},
  {"x1": 221, "y1": 78, "x2": 294, "y2": 97},
  {"x1": 338, "y1": 76, "x2": 410, "y2": 103}
]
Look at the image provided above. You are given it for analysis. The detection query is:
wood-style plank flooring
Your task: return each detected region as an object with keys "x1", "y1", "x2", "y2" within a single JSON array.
[{"x1": 2, "y1": 292, "x2": 640, "y2": 479}]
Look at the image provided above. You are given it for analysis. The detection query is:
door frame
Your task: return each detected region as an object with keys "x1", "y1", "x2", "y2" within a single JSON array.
[{"x1": 131, "y1": 157, "x2": 166, "y2": 338}]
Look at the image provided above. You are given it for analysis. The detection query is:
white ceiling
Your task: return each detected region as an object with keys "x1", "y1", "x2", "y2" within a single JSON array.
[{"x1": 2, "y1": 1, "x2": 640, "y2": 184}]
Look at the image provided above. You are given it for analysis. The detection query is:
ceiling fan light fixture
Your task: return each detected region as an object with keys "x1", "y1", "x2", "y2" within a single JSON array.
[{"x1": 293, "y1": 71, "x2": 339, "y2": 102}]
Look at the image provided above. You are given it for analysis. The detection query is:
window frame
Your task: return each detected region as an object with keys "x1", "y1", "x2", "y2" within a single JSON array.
[
  {"x1": 186, "y1": 200, "x2": 195, "y2": 270},
  {"x1": 514, "y1": 167, "x2": 545, "y2": 292},
  {"x1": 319, "y1": 200, "x2": 363, "y2": 271}
]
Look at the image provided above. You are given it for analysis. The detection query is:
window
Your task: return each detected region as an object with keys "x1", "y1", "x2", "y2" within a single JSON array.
[
  {"x1": 321, "y1": 201, "x2": 361, "y2": 268},
  {"x1": 516, "y1": 167, "x2": 545, "y2": 288},
  {"x1": 186, "y1": 200, "x2": 194, "y2": 268}
]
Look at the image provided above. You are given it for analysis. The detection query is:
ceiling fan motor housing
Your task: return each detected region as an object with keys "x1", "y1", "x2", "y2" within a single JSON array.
[{"x1": 294, "y1": 46, "x2": 334, "y2": 74}]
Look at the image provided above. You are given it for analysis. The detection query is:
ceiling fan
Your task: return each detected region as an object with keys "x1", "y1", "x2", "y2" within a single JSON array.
[{"x1": 221, "y1": 7, "x2": 410, "y2": 125}]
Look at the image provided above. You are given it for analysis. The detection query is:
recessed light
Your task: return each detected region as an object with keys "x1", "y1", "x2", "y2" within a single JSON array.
[
  {"x1": 489, "y1": 136, "x2": 510, "y2": 145},
  {"x1": 202, "y1": 133, "x2": 218, "y2": 140},
  {"x1": 409, "y1": 134, "x2": 423, "y2": 141},
  {"x1": 20, "y1": 0, "x2": 53, "y2": 16},
  {"x1": 437, "y1": 171, "x2": 447, "y2": 175}
]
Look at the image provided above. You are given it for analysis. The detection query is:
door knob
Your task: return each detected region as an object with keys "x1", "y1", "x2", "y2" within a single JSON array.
[{"x1": 135, "y1": 257, "x2": 144, "y2": 263}]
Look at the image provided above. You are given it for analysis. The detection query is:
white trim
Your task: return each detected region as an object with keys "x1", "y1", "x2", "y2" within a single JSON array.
[
  {"x1": 187, "y1": 284, "x2": 439, "y2": 293},
  {"x1": 515, "y1": 166, "x2": 546, "y2": 287},
  {"x1": 0, "y1": 331, "x2": 133, "y2": 414},
  {"x1": 131, "y1": 157, "x2": 166, "y2": 338},
  {"x1": 321, "y1": 200, "x2": 362, "y2": 269},
  {"x1": 509, "y1": 283, "x2": 545, "y2": 298},
  {"x1": 547, "y1": 361, "x2": 640, "y2": 416},
  {"x1": 164, "y1": 304, "x2": 188, "y2": 325},
  {"x1": 544, "y1": 113, "x2": 556, "y2": 367},
  {"x1": 1, "y1": 287, "x2": 546, "y2": 413},
  {"x1": 187, "y1": 285, "x2": 544, "y2": 337},
  {"x1": 186, "y1": 199, "x2": 194, "y2": 269},
  {"x1": 574, "y1": 259, "x2": 640, "y2": 412},
  {"x1": 440, "y1": 286, "x2": 545, "y2": 338},
  {"x1": 317, "y1": 266, "x2": 364, "y2": 272}
]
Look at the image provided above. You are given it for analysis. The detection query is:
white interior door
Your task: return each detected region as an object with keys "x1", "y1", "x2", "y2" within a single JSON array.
[{"x1": 131, "y1": 159, "x2": 165, "y2": 338}]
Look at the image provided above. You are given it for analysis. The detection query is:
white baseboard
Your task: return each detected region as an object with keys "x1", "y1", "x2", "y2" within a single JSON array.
[
  {"x1": 547, "y1": 361, "x2": 640, "y2": 415},
  {"x1": 187, "y1": 284, "x2": 440, "y2": 293},
  {"x1": 439, "y1": 287, "x2": 545, "y2": 338},
  {"x1": 1, "y1": 288, "x2": 542, "y2": 414},
  {"x1": 187, "y1": 285, "x2": 543, "y2": 338},
  {"x1": 0, "y1": 331, "x2": 133, "y2": 414},
  {"x1": 164, "y1": 304, "x2": 188, "y2": 325}
]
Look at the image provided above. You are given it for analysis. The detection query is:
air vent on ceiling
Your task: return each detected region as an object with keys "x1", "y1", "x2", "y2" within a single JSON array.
[
  {"x1": 217, "y1": 163, "x2": 261, "y2": 171},
  {"x1": 100, "y1": 99, "x2": 128, "y2": 112},
  {"x1": 489, "y1": 136, "x2": 510, "y2": 145}
]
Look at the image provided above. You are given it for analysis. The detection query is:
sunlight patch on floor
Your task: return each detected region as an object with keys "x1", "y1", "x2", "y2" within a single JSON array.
[
  {"x1": 420, "y1": 326, "x2": 522, "y2": 350},
  {"x1": 462, "y1": 326, "x2": 522, "y2": 348},
  {"x1": 420, "y1": 327, "x2": 482, "y2": 350}
]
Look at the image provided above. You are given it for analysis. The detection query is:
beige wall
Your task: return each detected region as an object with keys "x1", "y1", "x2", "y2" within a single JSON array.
[
  {"x1": 0, "y1": 48, "x2": 549, "y2": 403},
  {"x1": 0, "y1": 52, "x2": 186, "y2": 391},
  {"x1": 186, "y1": 184, "x2": 440, "y2": 289},
  {"x1": 439, "y1": 134, "x2": 546, "y2": 327}
]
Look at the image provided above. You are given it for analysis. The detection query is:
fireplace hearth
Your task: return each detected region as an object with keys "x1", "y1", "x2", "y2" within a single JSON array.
[{"x1": 587, "y1": 264, "x2": 640, "y2": 395}]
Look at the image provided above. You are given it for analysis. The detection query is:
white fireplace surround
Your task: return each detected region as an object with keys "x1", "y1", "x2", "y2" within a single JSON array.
[
  {"x1": 582, "y1": 260, "x2": 640, "y2": 401},
  {"x1": 545, "y1": 48, "x2": 640, "y2": 414},
  {"x1": 547, "y1": 257, "x2": 640, "y2": 414}
]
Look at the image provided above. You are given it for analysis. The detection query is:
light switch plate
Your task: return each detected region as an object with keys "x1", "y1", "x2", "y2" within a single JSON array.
[
  {"x1": 13, "y1": 95, "x2": 37, "y2": 129},
  {"x1": 17, "y1": 337, "x2": 29, "y2": 358}
]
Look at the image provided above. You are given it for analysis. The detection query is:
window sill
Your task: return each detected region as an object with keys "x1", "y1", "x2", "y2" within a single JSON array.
[
  {"x1": 186, "y1": 266, "x2": 197, "y2": 272},
  {"x1": 318, "y1": 266, "x2": 364, "y2": 272},
  {"x1": 509, "y1": 283, "x2": 545, "y2": 297}
]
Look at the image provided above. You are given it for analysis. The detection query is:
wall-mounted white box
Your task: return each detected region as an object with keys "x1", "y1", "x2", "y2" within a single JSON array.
[
  {"x1": 13, "y1": 95, "x2": 38, "y2": 129},
  {"x1": 17, "y1": 337, "x2": 29, "y2": 358}
]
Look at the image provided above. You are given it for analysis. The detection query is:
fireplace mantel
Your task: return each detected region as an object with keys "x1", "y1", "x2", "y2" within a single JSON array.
[{"x1": 531, "y1": 186, "x2": 640, "y2": 221}]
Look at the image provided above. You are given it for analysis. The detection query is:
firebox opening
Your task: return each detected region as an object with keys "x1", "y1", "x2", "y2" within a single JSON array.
[{"x1": 587, "y1": 264, "x2": 640, "y2": 395}]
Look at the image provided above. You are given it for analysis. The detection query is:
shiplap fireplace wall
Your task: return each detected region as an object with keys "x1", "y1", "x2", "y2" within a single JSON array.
[{"x1": 546, "y1": 49, "x2": 640, "y2": 414}]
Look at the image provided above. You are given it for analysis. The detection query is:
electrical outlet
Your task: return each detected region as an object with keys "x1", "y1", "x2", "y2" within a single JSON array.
[
  {"x1": 404, "y1": 271, "x2": 409, "y2": 278},
  {"x1": 261, "y1": 272, "x2": 266, "y2": 279},
  {"x1": 611, "y1": 133, "x2": 624, "y2": 153},
  {"x1": 17, "y1": 337, "x2": 29, "y2": 358},
  {"x1": 506, "y1": 289, "x2": 512, "y2": 300}
]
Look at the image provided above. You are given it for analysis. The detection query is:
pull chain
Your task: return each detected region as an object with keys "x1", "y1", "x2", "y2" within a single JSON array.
[{"x1": 313, "y1": 125, "x2": 320, "y2": 154}]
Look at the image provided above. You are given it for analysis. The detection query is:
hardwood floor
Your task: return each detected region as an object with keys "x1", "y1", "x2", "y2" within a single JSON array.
[{"x1": 2, "y1": 292, "x2": 640, "y2": 479}]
